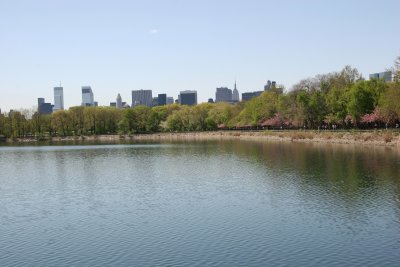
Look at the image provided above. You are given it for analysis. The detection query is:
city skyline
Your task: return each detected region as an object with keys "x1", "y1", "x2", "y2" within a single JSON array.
[{"x1": 1, "y1": 0, "x2": 399, "y2": 111}]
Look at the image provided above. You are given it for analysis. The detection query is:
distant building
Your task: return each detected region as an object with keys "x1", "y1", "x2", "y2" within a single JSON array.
[
  {"x1": 38, "y1": 98, "x2": 53, "y2": 115},
  {"x1": 215, "y1": 87, "x2": 232, "y2": 103},
  {"x1": 53, "y1": 87, "x2": 64, "y2": 111},
  {"x1": 116, "y1": 93, "x2": 123, "y2": 109},
  {"x1": 232, "y1": 81, "x2": 239, "y2": 102},
  {"x1": 242, "y1": 91, "x2": 263, "y2": 101},
  {"x1": 152, "y1": 97, "x2": 159, "y2": 107},
  {"x1": 264, "y1": 80, "x2": 272, "y2": 91},
  {"x1": 110, "y1": 102, "x2": 116, "y2": 107},
  {"x1": 264, "y1": 80, "x2": 278, "y2": 91},
  {"x1": 158, "y1": 94, "x2": 167, "y2": 106},
  {"x1": 208, "y1": 98, "x2": 214, "y2": 103},
  {"x1": 369, "y1": 71, "x2": 393, "y2": 82},
  {"x1": 116, "y1": 102, "x2": 130, "y2": 108},
  {"x1": 82, "y1": 86, "x2": 94, "y2": 106},
  {"x1": 242, "y1": 92, "x2": 255, "y2": 102},
  {"x1": 179, "y1": 90, "x2": 197, "y2": 105},
  {"x1": 167, "y1": 97, "x2": 174, "y2": 105},
  {"x1": 132, "y1": 89, "x2": 152, "y2": 107}
]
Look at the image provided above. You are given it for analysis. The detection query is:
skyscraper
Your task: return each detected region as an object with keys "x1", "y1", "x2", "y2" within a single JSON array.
[
  {"x1": 37, "y1": 98, "x2": 53, "y2": 115},
  {"x1": 82, "y1": 86, "x2": 94, "y2": 106},
  {"x1": 116, "y1": 93, "x2": 123, "y2": 109},
  {"x1": 232, "y1": 81, "x2": 239, "y2": 102},
  {"x1": 215, "y1": 87, "x2": 233, "y2": 103},
  {"x1": 158, "y1": 94, "x2": 167, "y2": 106},
  {"x1": 179, "y1": 90, "x2": 197, "y2": 105},
  {"x1": 369, "y1": 71, "x2": 393, "y2": 82},
  {"x1": 132, "y1": 89, "x2": 152, "y2": 107},
  {"x1": 264, "y1": 80, "x2": 272, "y2": 91},
  {"x1": 166, "y1": 97, "x2": 174, "y2": 105},
  {"x1": 242, "y1": 91, "x2": 263, "y2": 101},
  {"x1": 53, "y1": 87, "x2": 64, "y2": 111}
]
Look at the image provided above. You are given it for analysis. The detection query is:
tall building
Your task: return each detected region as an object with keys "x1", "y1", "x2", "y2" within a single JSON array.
[
  {"x1": 158, "y1": 94, "x2": 167, "y2": 106},
  {"x1": 152, "y1": 97, "x2": 159, "y2": 107},
  {"x1": 82, "y1": 86, "x2": 94, "y2": 106},
  {"x1": 232, "y1": 81, "x2": 239, "y2": 102},
  {"x1": 53, "y1": 87, "x2": 64, "y2": 111},
  {"x1": 37, "y1": 98, "x2": 53, "y2": 115},
  {"x1": 116, "y1": 93, "x2": 123, "y2": 109},
  {"x1": 369, "y1": 71, "x2": 393, "y2": 82},
  {"x1": 264, "y1": 80, "x2": 271, "y2": 90},
  {"x1": 242, "y1": 91, "x2": 263, "y2": 101},
  {"x1": 264, "y1": 80, "x2": 277, "y2": 91},
  {"x1": 132, "y1": 89, "x2": 152, "y2": 107},
  {"x1": 179, "y1": 90, "x2": 197, "y2": 105},
  {"x1": 167, "y1": 97, "x2": 174, "y2": 105},
  {"x1": 215, "y1": 87, "x2": 233, "y2": 103}
]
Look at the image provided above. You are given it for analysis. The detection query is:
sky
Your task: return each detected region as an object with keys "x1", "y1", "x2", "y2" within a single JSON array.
[{"x1": 0, "y1": 0, "x2": 399, "y2": 111}]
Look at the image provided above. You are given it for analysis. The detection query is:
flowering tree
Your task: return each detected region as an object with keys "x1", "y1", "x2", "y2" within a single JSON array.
[{"x1": 360, "y1": 108, "x2": 381, "y2": 124}]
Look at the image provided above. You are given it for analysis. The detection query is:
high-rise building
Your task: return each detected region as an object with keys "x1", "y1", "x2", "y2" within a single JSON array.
[
  {"x1": 37, "y1": 98, "x2": 53, "y2": 115},
  {"x1": 82, "y1": 86, "x2": 94, "y2": 106},
  {"x1": 132, "y1": 89, "x2": 152, "y2": 107},
  {"x1": 264, "y1": 80, "x2": 272, "y2": 91},
  {"x1": 179, "y1": 90, "x2": 197, "y2": 105},
  {"x1": 215, "y1": 87, "x2": 233, "y2": 103},
  {"x1": 53, "y1": 87, "x2": 64, "y2": 111},
  {"x1": 242, "y1": 91, "x2": 263, "y2": 101},
  {"x1": 167, "y1": 97, "x2": 174, "y2": 105},
  {"x1": 38, "y1": 97, "x2": 45, "y2": 107},
  {"x1": 369, "y1": 71, "x2": 393, "y2": 82},
  {"x1": 264, "y1": 80, "x2": 277, "y2": 91},
  {"x1": 152, "y1": 97, "x2": 159, "y2": 107},
  {"x1": 158, "y1": 94, "x2": 167, "y2": 106},
  {"x1": 116, "y1": 93, "x2": 123, "y2": 109},
  {"x1": 232, "y1": 81, "x2": 239, "y2": 102}
]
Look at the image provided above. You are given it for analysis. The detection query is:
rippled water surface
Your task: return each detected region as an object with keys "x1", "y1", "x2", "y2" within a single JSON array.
[{"x1": 1, "y1": 140, "x2": 400, "y2": 266}]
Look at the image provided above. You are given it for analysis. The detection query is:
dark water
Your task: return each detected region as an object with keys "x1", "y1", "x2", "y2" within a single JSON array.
[{"x1": 0, "y1": 140, "x2": 400, "y2": 266}]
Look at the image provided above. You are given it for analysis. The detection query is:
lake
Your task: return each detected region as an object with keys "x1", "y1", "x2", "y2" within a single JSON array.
[{"x1": 0, "y1": 140, "x2": 399, "y2": 266}]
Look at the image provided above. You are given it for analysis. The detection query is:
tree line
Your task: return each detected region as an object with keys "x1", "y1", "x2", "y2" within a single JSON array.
[{"x1": 1, "y1": 59, "x2": 400, "y2": 138}]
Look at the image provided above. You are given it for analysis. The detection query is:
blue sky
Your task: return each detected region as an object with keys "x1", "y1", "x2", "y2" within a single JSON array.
[{"x1": 0, "y1": 0, "x2": 399, "y2": 111}]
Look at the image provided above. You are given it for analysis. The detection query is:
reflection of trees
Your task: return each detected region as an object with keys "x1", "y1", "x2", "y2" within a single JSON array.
[{"x1": 211, "y1": 140, "x2": 400, "y2": 221}]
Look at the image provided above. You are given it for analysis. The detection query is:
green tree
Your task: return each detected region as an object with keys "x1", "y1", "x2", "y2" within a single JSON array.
[
  {"x1": 52, "y1": 110, "x2": 71, "y2": 136},
  {"x1": 347, "y1": 81, "x2": 375, "y2": 125},
  {"x1": 378, "y1": 82, "x2": 400, "y2": 124}
]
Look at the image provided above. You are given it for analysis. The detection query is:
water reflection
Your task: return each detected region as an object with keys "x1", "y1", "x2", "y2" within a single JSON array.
[{"x1": 0, "y1": 141, "x2": 399, "y2": 266}]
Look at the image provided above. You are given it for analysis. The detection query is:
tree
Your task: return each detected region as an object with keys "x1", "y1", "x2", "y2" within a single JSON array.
[
  {"x1": 378, "y1": 82, "x2": 400, "y2": 124},
  {"x1": 69, "y1": 106, "x2": 85, "y2": 135},
  {"x1": 394, "y1": 55, "x2": 400, "y2": 82},
  {"x1": 52, "y1": 110, "x2": 71, "y2": 136},
  {"x1": 347, "y1": 81, "x2": 375, "y2": 125}
]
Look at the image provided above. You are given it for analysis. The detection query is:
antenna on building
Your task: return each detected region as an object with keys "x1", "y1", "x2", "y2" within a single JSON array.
[{"x1": 59, "y1": 81, "x2": 62, "y2": 87}]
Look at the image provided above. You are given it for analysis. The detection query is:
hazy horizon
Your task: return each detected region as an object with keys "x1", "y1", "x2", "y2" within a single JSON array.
[{"x1": 1, "y1": 0, "x2": 399, "y2": 111}]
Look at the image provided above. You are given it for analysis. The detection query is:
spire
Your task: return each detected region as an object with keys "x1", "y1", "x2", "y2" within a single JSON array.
[{"x1": 234, "y1": 80, "x2": 237, "y2": 90}]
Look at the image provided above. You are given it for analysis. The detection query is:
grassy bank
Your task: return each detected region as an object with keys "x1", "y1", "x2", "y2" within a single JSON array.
[{"x1": 2, "y1": 130, "x2": 400, "y2": 147}]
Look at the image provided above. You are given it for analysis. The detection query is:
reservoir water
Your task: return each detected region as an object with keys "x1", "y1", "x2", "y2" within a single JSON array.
[{"x1": 0, "y1": 140, "x2": 400, "y2": 266}]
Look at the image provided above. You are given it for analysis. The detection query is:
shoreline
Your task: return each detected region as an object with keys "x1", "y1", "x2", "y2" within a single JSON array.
[{"x1": 2, "y1": 130, "x2": 400, "y2": 147}]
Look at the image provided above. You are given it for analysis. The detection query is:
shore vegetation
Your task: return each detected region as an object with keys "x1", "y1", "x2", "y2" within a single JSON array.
[{"x1": 1, "y1": 59, "x2": 400, "y2": 139}]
